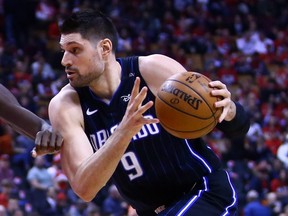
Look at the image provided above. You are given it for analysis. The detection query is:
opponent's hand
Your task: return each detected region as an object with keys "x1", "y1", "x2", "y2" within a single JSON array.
[
  {"x1": 209, "y1": 80, "x2": 236, "y2": 123},
  {"x1": 31, "y1": 122, "x2": 63, "y2": 158}
]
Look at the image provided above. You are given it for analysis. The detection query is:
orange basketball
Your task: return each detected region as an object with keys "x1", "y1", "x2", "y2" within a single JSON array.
[{"x1": 155, "y1": 71, "x2": 222, "y2": 139}]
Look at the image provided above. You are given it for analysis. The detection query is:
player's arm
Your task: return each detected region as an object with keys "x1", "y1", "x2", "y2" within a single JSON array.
[
  {"x1": 139, "y1": 54, "x2": 247, "y2": 129},
  {"x1": 139, "y1": 54, "x2": 187, "y2": 95},
  {"x1": 49, "y1": 81, "x2": 158, "y2": 202},
  {"x1": 0, "y1": 84, "x2": 63, "y2": 156},
  {"x1": 209, "y1": 81, "x2": 250, "y2": 137},
  {"x1": 0, "y1": 84, "x2": 42, "y2": 139}
]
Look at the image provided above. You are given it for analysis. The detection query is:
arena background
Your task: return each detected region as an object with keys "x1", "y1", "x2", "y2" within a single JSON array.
[{"x1": 0, "y1": 0, "x2": 287, "y2": 215}]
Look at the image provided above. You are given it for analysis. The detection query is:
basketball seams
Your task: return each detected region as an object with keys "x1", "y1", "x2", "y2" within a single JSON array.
[
  {"x1": 156, "y1": 93, "x2": 212, "y2": 120},
  {"x1": 163, "y1": 78, "x2": 217, "y2": 118},
  {"x1": 161, "y1": 117, "x2": 216, "y2": 133},
  {"x1": 160, "y1": 118, "x2": 217, "y2": 139}
]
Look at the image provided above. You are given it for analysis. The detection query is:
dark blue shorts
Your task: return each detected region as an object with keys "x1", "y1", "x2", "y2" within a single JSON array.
[{"x1": 157, "y1": 169, "x2": 238, "y2": 216}]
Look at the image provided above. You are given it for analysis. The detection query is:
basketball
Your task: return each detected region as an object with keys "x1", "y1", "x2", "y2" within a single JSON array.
[{"x1": 155, "y1": 71, "x2": 222, "y2": 139}]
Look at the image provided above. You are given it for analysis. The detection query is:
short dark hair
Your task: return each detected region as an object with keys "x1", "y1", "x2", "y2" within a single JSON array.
[{"x1": 60, "y1": 9, "x2": 118, "y2": 52}]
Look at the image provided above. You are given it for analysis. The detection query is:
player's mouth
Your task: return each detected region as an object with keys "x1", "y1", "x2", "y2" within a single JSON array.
[{"x1": 66, "y1": 70, "x2": 76, "y2": 79}]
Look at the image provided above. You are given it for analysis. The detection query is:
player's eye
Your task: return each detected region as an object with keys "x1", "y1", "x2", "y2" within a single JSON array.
[{"x1": 71, "y1": 47, "x2": 80, "y2": 54}]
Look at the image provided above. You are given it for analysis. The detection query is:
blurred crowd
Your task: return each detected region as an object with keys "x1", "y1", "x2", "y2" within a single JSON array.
[{"x1": 0, "y1": 0, "x2": 287, "y2": 215}]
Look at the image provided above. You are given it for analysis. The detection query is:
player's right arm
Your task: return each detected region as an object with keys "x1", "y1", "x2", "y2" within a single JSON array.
[
  {"x1": 139, "y1": 54, "x2": 250, "y2": 137},
  {"x1": 48, "y1": 80, "x2": 158, "y2": 201}
]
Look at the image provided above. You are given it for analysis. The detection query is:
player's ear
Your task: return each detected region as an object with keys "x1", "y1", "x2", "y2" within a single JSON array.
[{"x1": 100, "y1": 38, "x2": 112, "y2": 56}]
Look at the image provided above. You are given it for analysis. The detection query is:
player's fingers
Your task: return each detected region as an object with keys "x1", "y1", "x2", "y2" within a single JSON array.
[
  {"x1": 31, "y1": 147, "x2": 37, "y2": 158},
  {"x1": 219, "y1": 105, "x2": 229, "y2": 123},
  {"x1": 134, "y1": 87, "x2": 148, "y2": 108},
  {"x1": 209, "y1": 80, "x2": 226, "y2": 89},
  {"x1": 128, "y1": 86, "x2": 148, "y2": 113},
  {"x1": 40, "y1": 130, "x2": 50, "y2": 149},
  {"x1": 211, "y1": 88, "x2": 230, "y2": 99},
  {"x1": 35, "y1": 131, "x2": 44, "y2": 149},
  {"x1": 215, "y1": 96, "x2": 230, "y2": 122},
  {"x1": 55, "y1": 134, "x2": 64, "y2": 151},
  {"x1": 35, "y1": 131, "x2": 50, "y2": 156},
  {"x1": 139, "y1": 102, "x2": 159, "y2": 124},
  {"x1": 142, "y1": 117, "x2": 159, "y2": 125},
  {"x1": 210, "y1": 81, "x2": 231, "y2": 97},
  {"x1": 128, "y1": 77, "x2": 141, "y2": 105},
  {"x1": 137, "y1": 100, "x2": 154, "y2": 115},
  {"x1": 49, "y1": 130, "x2": 57, "y2": 150},
  {"x1": 35, "y1": 131, "x2": 42, "y2": 145}
]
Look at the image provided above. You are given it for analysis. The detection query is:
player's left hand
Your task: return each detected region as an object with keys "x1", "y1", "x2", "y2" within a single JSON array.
[
  {"x1": 209, "y1": 80, "x2": 236, "y2": 123},
  {"x1": 31, "y1": 122, "x2": 63, "y2": 158}
]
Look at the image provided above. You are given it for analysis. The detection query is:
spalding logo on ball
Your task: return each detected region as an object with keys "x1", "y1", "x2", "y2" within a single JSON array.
[{"x1": 155, "y1": 71, "x2": 222, "y2": 139}]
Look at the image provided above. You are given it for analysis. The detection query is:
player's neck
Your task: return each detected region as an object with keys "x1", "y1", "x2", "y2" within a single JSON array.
[{"x1": 89, "y1": 61, "x2": 122, "y2": 103}]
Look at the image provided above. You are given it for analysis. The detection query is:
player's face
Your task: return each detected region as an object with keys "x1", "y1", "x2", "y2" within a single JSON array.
[{"x1": 60, "y1": 33, "x2": 105, "y2": 87}]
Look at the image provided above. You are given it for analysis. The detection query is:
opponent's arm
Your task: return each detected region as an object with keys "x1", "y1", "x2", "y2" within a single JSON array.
[
  {"x1": 0, "y1": 84, "x2": 42, "y2": 139},
  {"x1": 0, "y1": 84, "x2": 63, "y2": 156},
  {"x1": 49, "y1": 80, "x2": 158, "y2": 202}
]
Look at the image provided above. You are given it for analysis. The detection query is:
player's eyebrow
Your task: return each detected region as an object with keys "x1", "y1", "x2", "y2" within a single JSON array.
[{"x1": 60, "y1": 41, "x2": 83, "y2": 48}]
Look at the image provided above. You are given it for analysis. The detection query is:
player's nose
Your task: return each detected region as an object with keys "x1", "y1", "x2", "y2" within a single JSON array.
[{"x1": 61, "y1": 52, "x2": 72, "y2": 67}]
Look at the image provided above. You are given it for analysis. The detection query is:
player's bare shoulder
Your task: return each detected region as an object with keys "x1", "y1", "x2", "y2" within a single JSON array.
[
  {"x1": 49, "y1": 84, "x2": 83, "y2": 130},
  {"x1": 49, "y1": 84, "x2": 80, "y2": 115},
  {"x1": 138, "y1": 54, "x2": 187, "y2": 95},
  {"x1": 51, "y1": 84, "x2": 77, "y2": 102}
]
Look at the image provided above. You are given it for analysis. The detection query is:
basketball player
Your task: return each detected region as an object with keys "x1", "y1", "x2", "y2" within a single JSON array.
[
  {"x1": 49, "y1": 9, "x2": 250, "y2": 215},
  {"x1": 0, "y1": 84, "x2": 63, "y2": 157}
]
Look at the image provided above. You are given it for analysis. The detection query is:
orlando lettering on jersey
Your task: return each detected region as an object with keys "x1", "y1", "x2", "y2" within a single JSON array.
[
  {"x1": 161, "y1": 83, "x2": 203, "y2": 110},
  {"x1": 88, "y1": 115, "x2": 160, "y2": 151}
]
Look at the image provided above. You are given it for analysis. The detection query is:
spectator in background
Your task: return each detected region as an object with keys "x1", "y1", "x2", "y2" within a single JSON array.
[
  {"x1": 51, "y1": 74, "x2": 68, "y2": 95},
  {"x1": 217, "y1": 59, "x2": 238, "y2": 85},
  {"x1": 280, "y1": 204, "x2": 288, "y2": 216},
  {"x1": 264, "y1": 121, "x2": 282, "y2": 156},
  {"x1": 47, "y1": 154, "x2": 62, "y2": 179},
  {"x1": 236, "y1": 32, "x2": 256, "y2": 56},
  {"x1": 11, "y1": 133, "x2": 35, "y2": 178},
  {"x1": 35, "y1": 0, "x2": 57, "y2": 30},
  {"x1": 243, "y1": 190, "x2": 271, "y2": 216},
  {"x1": 266, "y1": 192, "x2": 282, "y2": 216},
  {"x1": 12, "y1": 59, "x2": 31, "y2": 84},
  {"x1": 102, "y1": 184, "x2": 128, "y2": 216},
  {"x1": 3, "y1": 0, "x2": 31, "y2": 48},
  {"x1": 26, "y1": 156, "x2": 53, "y2": 214},
  {"x1": 270, "y1": 168, "x2": 288, "y2": 206},
  {"x1": 277, "y1": 134, "x2": 288, "y2": 168},
  {"x1": 229, "y1": 14, "x2": 246, "y2": 36},
  {"x1": 87, "y1": 204, "x2": 103, "y2": 216},
  {"x1": 247, "y1": 115, "x2": 263, "y2": 144},
  {"x1": 0, "y1": 205, "x2": 6, "y2": 216},
  {"x1": 31, "y1": 52, "x2": 55, "y2": 98},
  {"x1": 31, "y1": 52, "x2": 55, "y2": 80},
  {"x1": 40, "y1": 186, "x2": 62, "y2": 216},
  {"x1": 246, "y1": 160, "x2": 272, "y2": 196},
  {"x1": 0, "y1": 124, "x2": 13, "y2": 156},
  {"x1": 6, "y1": 197, "x2": 24, "y2": 216},
  {"x1": 254, "y1": 32, "x2": 274, "y2": 55},
  {"x1": 67, "y1": 198, "x2": 88, "y2": 216},
  {"x1": 0, "y1": 179, "x2": 14, "y2": 209},
  {"x1": 0, "y1": 155, "x2": 14, "y2": 183},
  {"x1": 55, "y1": 191, "x2": 70, "y2": 216}
]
